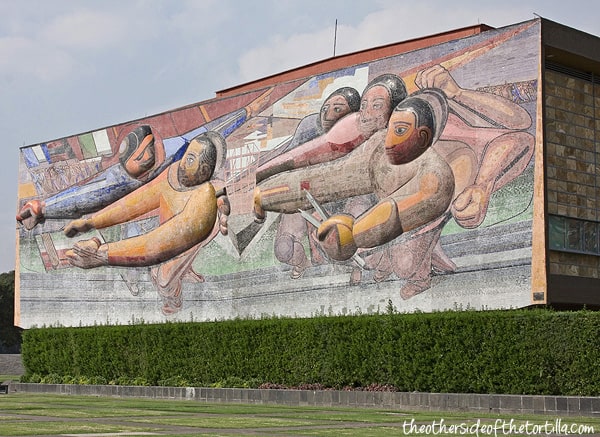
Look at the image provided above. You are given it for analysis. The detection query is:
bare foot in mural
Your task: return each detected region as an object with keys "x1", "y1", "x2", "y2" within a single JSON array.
[
  {"x1": 431, "y1": 240, "x2": 456, "y2": 274},
  {"x1": 216, "y1": 189, "x2": 230, "y2": 235},
  {"x1": 184, "y1": 269, "x2": 205, "y2": 283},
  {"x1": 349, "y1": 267, "x2": 362, "y2": 285},
  {"x1": 373, "y1": 269, "x2": 392, "y2": 282},
  {"x1": 290, "y1": 258, "x2": 311, "y2": 279},
  {"x1": 161, "y1": 295, "x2": 182, "y2": 315},
  {"x1": 400, "y1": 277, "x2": 431, "y2": 300}
]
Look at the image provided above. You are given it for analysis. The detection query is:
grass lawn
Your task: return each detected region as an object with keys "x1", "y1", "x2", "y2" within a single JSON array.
[{"x1": 0, "y1": 393, "x2": 599, "y2": 436}]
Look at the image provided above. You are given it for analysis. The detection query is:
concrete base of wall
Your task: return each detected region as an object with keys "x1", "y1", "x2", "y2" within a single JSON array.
[
  {"x1": 9, "y1": 383, "x2": 600, "y2": 417},
  {"x1": 0, "y1": 354, "x2": 24, "y2": 377}
]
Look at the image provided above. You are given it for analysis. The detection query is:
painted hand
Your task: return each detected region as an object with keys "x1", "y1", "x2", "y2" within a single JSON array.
[
  {"x1": 415, "y1": 65, "x2": 461, "y2": 99},
  {"x1": 316, "y1": 214, "x2": 357, "y2": 261},
  {"x1": 451, "y1": 182, "x2": 494, "y2": 229},
  {"x1": 16, "y1": 200, "x2": 45, "y2": 230},
  {"x1": 252, "y1": 187, "x2": 266, "y2": 224},
  {"x1": 64, "y1": 218, "x2": 95, "y2": 238},
  {"x1": 217, "y1": 192, "x2": 230, "y2": 235},
  {"x1": 66, "y1": 238, "x2": 108, "y2": 269}
]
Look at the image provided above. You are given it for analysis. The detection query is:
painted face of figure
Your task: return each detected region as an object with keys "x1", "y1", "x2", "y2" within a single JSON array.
[
  {"x1": 320, "y1": 94, "x2": 352, "y2": 132},
  {"x1": 384, "y1": 109, "x2": 432, "y2": 165},
  {"x1": 359, "y1": 85, "x2": 393, "y2": 135},
  {"x1": 178, "y1": 139, "x2": 212, "y2": 187},
  {"x1": 120, "y1": 130, "x2": 156, "y2": 178}
]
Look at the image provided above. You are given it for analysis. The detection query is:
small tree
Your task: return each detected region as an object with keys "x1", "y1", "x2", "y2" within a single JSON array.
[{"x1": 0, "y1": 271, "x2": 22, "y2": 353}]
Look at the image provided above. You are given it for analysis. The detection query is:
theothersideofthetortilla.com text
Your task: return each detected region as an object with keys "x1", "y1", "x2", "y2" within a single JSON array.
[{"x1": 403, "y1": 418, "x2": 595, "y2": 435}]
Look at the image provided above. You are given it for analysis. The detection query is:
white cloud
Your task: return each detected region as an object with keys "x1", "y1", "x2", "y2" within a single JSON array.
[
  {"x1": 0, "y1": 36, "x2": 76, "y2": 82},
  {"x1": 166, "y1": 0, "x2": 231, "y2": 33},
  {"x1": 41, "y1": 10, "x2": 130, "y2": 50},
  {"x1": 237, "y1": 27, "x2": 336, "y2": 83}
]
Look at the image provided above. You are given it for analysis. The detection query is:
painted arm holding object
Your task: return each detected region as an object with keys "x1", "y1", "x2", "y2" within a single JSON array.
[
  {"x1": 316, "y1": 149, "x2": 454, "y2": 262},
  {"x1": 65, "y1": 181, "x2": 218, "y2": 268}
]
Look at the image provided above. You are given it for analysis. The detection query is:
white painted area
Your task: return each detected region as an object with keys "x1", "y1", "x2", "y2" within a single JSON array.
[
  {"x1": 92, "y1": 129, "x2": 112, "y2": 155},
  {"x1": 31, "y1": 145, "x2": 47, "y2": 163}
]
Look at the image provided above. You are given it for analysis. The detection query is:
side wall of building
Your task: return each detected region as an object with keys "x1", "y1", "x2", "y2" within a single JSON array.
[
  {"x1": 15, "y1": 21, "x2": 541, "y2": 328},
  {"x1": 545, "y1": 67, "x2": 600, "y2": 306},
  {"x1": 542, "y1": 19, "x2": 600, "y2": 307}
]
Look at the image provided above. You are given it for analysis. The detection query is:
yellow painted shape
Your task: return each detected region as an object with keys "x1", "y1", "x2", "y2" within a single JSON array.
[
  {"x1": 18, "y1": 182, "x2": 38, "y2": 199},
  {"x1": 262, "y1": 185, "x2": 291, "y2": 197},
  {"x1": 354, "y1": 201, "x2": 394, "y2": 236},
  {"x1": 531, "y1": 54, "x2": 547, "y2": 303},
  {"x1": 199, "y1": 105, "x2": 211, "y2": 122}
]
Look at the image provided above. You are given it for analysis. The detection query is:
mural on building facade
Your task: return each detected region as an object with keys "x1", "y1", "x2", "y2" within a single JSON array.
[{"x1": 16, "y1": 20, "x2": 540, "y2": 327}]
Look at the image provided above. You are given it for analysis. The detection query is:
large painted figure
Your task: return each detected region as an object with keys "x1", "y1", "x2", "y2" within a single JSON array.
[
  {"x1": 64, "y1": 132, "x2": 229, "y2": 314},
  {"x1": 254, "y1": 75, "x2": 407, "y2": 278},
  {"x1": 254, "y1": 89, "x2": 452, "y2": 254}
]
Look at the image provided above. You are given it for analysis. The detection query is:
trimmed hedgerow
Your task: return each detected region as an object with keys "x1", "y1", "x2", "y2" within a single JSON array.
[{"x1": 21, "y1": 308, "x2": 600, "y2": 395}]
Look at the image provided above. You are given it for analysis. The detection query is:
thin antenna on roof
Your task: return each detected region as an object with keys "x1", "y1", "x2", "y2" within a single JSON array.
[{"x1": 333, "y1": 19, "x2": 338, "y2": 57}]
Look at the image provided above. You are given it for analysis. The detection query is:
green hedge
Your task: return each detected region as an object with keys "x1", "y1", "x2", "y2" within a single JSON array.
[{"x1": 21, "y1": 309, "x2": 600, "y2": 395}]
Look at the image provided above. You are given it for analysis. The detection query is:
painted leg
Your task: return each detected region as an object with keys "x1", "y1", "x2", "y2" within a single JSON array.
[{"x1": 274, "y1": 213, "x2": 311, "y2": 279}]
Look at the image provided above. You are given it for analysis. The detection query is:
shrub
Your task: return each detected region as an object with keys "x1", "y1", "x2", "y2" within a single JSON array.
[{"x1": 20, "y1": 309, "x2": 600, "y2": 396}]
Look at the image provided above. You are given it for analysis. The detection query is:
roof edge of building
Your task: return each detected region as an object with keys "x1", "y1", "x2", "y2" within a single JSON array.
[{"x1": 215, "y1": 23, "x2": 496, "y2": 98}]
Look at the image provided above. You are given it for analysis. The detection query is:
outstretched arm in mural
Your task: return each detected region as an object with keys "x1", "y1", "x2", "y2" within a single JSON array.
[
  {"x1": 64, "y1": 132, "x2": 222, "y2": 269},
  {"x1": 317, "y1": 144, "x2": 454, "y2": 261},
  {"x1": 255, "y1": 112, "x2": 367, "y2": 183},
  {"x1": 415, "y1": 65, "x2": 532, "y2": 129},
  {"x1": 257, "y1": 87, "x2": 361, "y2": 168},
  {"x1": 66, "y1": 181, "x2": 218, "y2": 268},
  {"x1": 253, "y1": 137, "x2": 376, "y2": 222},
  {"x1": 16, "y1": 126, "x2": 163, "y2": 231},
  {"x1": 256, "y1": 74, "x2": 407, "y2": 183},
  {"x1": 63, "y1": 169, "x2": 166, "y2": 239},
  {"x1": 415, "y1": 64, "x2": 534, "y2": 228}
]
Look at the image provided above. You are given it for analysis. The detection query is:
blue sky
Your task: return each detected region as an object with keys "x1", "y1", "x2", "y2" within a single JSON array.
[{"x1": 2, "y1": 0, "x2": 598, "y2": 273}]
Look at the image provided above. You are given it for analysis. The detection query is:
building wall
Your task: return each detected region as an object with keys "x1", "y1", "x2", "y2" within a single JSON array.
[
  {"x1": 545, "y1": 67, "x2": 600, "y2": 280},
  {"x1": 15, "y1": 21, "x2": 541, "y2": 328}
]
